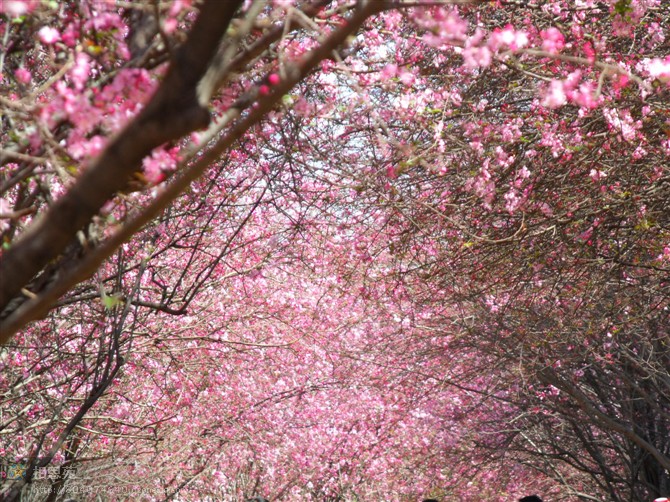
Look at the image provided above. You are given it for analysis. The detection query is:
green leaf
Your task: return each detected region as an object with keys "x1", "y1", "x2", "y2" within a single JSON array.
[
  {"x1": 614, "y1": 0, "x2": 632, "y2": 16},
  {"x1": 100, "y1": 290, "x2": 123, "y2": 310}
]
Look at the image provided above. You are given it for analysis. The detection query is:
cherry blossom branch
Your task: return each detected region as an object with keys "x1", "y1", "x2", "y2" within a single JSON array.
[
  {"x1": 519, "y1": 48, "x2": 647, "y2": 87},
  {"x1": 0, "y1": 0, "x2": 386, "y2": 342},
  {"x1": 0, "y1": 0, "x2": 245, "y2": 326}
]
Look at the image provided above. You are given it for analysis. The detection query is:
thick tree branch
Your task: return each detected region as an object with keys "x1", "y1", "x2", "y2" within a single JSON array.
[
  {"x1": 0, "y1": 0, "x2": 244, "y2": 321},
  {"x1": 538, "y1": 367, "x2": 670, "y2": 474}
]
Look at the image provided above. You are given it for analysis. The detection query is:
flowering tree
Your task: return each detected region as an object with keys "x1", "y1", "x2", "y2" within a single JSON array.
[
  {"x1": 1, "y1": 0, "x2": 669, "y2": 501},
  {"x1": 350, "y1": 2, "x2": 670, "y2": 498},
  {"x1": 371, "y1": 3, "x2": 670, "y2": 500}
]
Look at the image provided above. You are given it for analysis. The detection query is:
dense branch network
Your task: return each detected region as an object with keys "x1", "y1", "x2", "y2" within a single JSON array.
[{"x1": 0, "y1": 0, "x2": 668, "y2": 500}]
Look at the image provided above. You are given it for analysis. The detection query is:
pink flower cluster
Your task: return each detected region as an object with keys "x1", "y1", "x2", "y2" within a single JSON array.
[{"x1": 542, "y1": 71, "x2": 600, "y2": 109}]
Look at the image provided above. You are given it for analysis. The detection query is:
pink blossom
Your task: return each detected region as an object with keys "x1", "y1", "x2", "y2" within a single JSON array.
[
  {"x1": 485, "y1": 293, "x2": 509, "y2": 312},
  {"x1": 273, "y1": 0, "x2": 294, "y2": 8},
  {"x1": 513, "y1": 166, "x2": 531, "y2": 188},
  {"x1": 504, "y1": 189, "x2": 522, "y2": 214},
  {"x1": 398, "y1": 69, "x2": 415, "y2": 86},
  {"x1": 380, "y1": 64, "x2": 398, "y2": 80},
  {"x1": 469, "y1": 140, "x2": 483, "y2": 155},
  {"x1": 540, "y1": 27, "x2": 565, "y2": 54},
  {"x1": 163, "y1": 18, "x2": 178, "y2": 34},
  {"x1": 466, "y1": 162, "x2": 496, "y2": 209},
  {"x1": 489, "y1": 25, "x2": 528, "y2": 51},
  {"x1": 648, "y1": 22, "x2": 665, "y2": 47},
  {"x1": 143, "y1": 148, "x2": 178, "y2": 185},
  {"x1": 0, "y1": 0, "x2": 37, "y2": 17},
  {"x1": 293, "y1": 96, "x2": 313, "y2": 117},
  {"x1": 461, "y1": 28, "x2": 492, "y2": 69},
  {"x1": 14, "y1": 67, "x2": 31, "y2": 84},
  {"x1": 268, "y1": 73, "x2": 281, "y2": 86},
  {"x1": 462, "y1": 45, "x2": 492, "y2": 68},
  {"x1": 542, "y1": 80, "x2": 567, "y2": 108},
  {"x1": 650, "y1": 166, "x2": 664, "y2": 181},
  {"x1": 61, "y1": 23, "x2": 79, "y2": 47},
  {"x1": 168, "y1": 0, "x2": 192, "y2": 16},
  {"x1": 536, "y1": 202, "x2": 553, "y2": 217},
  {"x1": 434, "y1": 9, "x2": 468, "y2": 39},
  {"x1": 563, "y1": 69, "x2": 582, "y2": 90},
  {"x1": 632, "y1": 146, "x2": 647, "y2": 159},
  {"x1": 644, "y1": 57, "x2": 670, "y2": 81},
  {"x1": 569, "y1": 82, "x2": 599, "y2": 109},
  {"x1": 577, "y1": 226, "x2": 593, "y2": 243},
  {"x1": 602, "y1": 108, "x2": 641, "y2": 142},
  {"x1": 70, "y1": 52, "x2": 91, "y2": 90},
  {"x1": 494, "y1": 146, "x2": 514, "y2": 168},
  {"x1": 68, "y1": 134, "x2": 106, "y2": 160},
  {"x1": 86, "y1": 12, "x2": 123, "y2": 32},
  {"x1": 589, "y1": 169, "x2": 607, "y2": 182},
  {"x1": 38, "y1": 26, "x2": 61, "y2": 45},
  {"x1": 0, "y1": 198, "x2": 11, "y2": 232},
  {"x1": 612, "y1": 73, "x2": 630, "y2": 92},
  {"x1": 540, "y1": 127, "x2": 565, "y2": 157},
  {"x1": 474, "y1": 99, "x2": 488, "y2": 112},
  {"x1": 500, "y1": 119, "x2": 522, "y2": 142},
  {"x1": 382, "y1": 10, "x2": 402, "y2": 31},
  {"x1": 582, "y1": 41, "x2": 596, "y2": 62},
  {"x1": 419, "y1": 8, "x2": 468, "y2": 47}
]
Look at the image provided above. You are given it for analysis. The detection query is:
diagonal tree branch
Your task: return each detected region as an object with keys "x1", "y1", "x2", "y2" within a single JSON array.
[{"x1": 0, "y1": 0, "x2": 244, "y2": 318}]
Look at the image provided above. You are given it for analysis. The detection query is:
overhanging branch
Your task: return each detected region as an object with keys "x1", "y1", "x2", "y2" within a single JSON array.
[
  {"x1": 0, "y1": 0, "x2": 386, "y2": 342},
  {"x1": 0, "y1": 0, "x2": 244, "y2": 324}
]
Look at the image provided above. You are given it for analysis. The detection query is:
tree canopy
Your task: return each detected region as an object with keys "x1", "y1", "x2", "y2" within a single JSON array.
[{"x1": 1, "y1": 0, "x2": 668, "y2": 500}]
